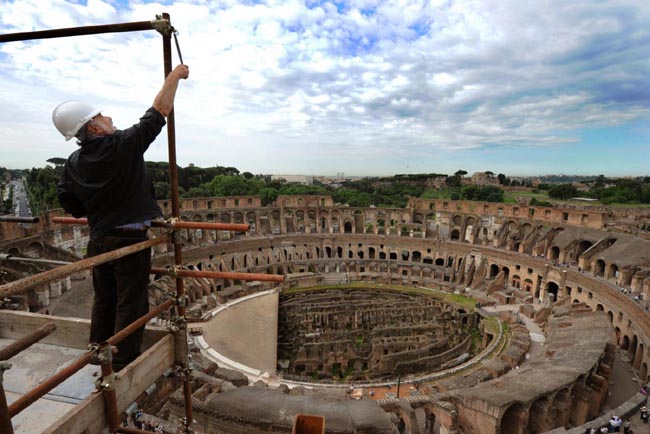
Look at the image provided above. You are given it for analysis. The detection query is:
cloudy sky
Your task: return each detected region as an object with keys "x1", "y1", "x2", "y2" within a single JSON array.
[{"x1": 1, "y1": 0, "x2": 649, "y2": 177}]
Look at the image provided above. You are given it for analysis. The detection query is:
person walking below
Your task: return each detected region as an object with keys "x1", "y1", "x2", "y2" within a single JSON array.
[{"x1": 54, "y1": 64, "x2": 189, "y2": 371}]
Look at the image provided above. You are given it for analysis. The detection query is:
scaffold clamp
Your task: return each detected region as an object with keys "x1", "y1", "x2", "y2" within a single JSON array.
[
  {"x1": 176, "y1": 293, "x2": 189, "y2": 308},
  {"x1": 174, "y1": 363, "x2": 192, "y2": 379},
  {"x1": 94, "y1": 372, "x2": 117, "y2": 392},
  {"x1": 88, "y1": 343, "x2": 113, "y2": 365},
  {"x1": 179, "y1": 416, "x2": 196, "y2": 433},
  {"x1": 163, "y1": 217, "x2": 179, "y2": 234},
  {"x1": 152, "y1": 15, "x2": 173, "y2": 36}
]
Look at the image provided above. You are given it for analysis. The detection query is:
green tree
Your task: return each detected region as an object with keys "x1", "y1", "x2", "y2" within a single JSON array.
[
  {"x1": 259, "y1": 187, "x2": 279, "y2": 206},
  {"x1": 547, "y1": 184, "x2": 578, "y2": 200},
  {"x1": 46, "y1": 157, "x2": 67, "y2": 167},
  {"x1": 153, "y1": 182, "x2": 170, "y2": 199},
  {"x1": 206, "y1": 175, "x2": 264, "y2": 197}
]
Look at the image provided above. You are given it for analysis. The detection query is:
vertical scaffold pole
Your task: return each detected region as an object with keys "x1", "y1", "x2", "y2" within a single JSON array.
[
  {"x1": 0, "y1": 362, "x2": 14, "y2": 434},
  {"x1": 160, "y1": 12, "x2": 193, "y2": 433}
]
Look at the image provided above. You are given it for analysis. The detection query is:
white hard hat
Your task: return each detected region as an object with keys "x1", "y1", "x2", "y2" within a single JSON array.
[{"x1": 52, "y1": 100, "x2": 101, "y2": 141}]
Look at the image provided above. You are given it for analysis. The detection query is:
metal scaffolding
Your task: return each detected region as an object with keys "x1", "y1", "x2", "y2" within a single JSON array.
[{"x1": 0, "y1": 13, "x2": 284, "y2": 434}]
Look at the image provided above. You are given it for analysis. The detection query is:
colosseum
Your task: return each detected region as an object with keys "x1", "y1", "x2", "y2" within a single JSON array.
[{"x1": 1, "y1": 194, "x2": 649, "y2": 434}]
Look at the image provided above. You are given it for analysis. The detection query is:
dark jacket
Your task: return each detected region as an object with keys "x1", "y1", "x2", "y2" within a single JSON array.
[{"x1": 58, "y1": 107, "x2": 165, "y2": 239}]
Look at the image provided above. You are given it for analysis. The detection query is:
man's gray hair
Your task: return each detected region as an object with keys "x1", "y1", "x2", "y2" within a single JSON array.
[{"x1": 75, "y1": 121, "x2": 91, "y2": 145}]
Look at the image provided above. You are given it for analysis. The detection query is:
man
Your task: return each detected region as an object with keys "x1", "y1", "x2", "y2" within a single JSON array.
[{"x1": 54, "y1": 64, "x2": 189, "y2": 371}]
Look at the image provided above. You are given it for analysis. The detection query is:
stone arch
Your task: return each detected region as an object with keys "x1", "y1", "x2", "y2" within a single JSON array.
[
  {"x1": 452, "y1": 215, "x2": 462, "y2": 226},
  {"x1": 634, "y1": 342, "x2": 644, "y2": 371},
  {"x1": 220, "y1": 213, "x2": 231, "y2": 223},
  {"x1": 546, "y1": 281, "x2": 559, "y2": 302},
  {"x1": 640, "y1": 362, "x2": 648, "y2": 383},
  {"x1": 500, "y1": 402, "x2": 527, "y2": 434},
  {"x1": 413, "y1": 213, "x2": 424, "y2": 224},
  {"x1": 489, "y1": 264, "x2": 500, "y2": 279},
  {"x1": 606, "y1": 263, "x2": 619, "y2": 281},
  {"x1": 382, "y1": 405, "x2": 412, "y2": 434},
  {"x1": 576, "y1": 240, "x2": 593, "y2": 260},
  {"x1": 621, "y1": 335, "x2": 630, "y2": 350},
  {"x1": 319, "y1": 210, "x2": 329, "y2": 230},
  {"x1": 192, "y1": 214, "x2": 203, "y2": 221},
  {"x1": 450, "y1": 229, "x2": 460, "y2": 240},
  {"x1": 511, "y1": 275, "x2": 521, "y2": 289},
  {"x1": 523, "y1": 278, "x2": 533, "y2": 293},
  {"x1": 233, "y1": 212, "x2": 244, "y2": 224},
  {"x1": 331, "y1": 216, "x2": 340, "y2": 232},
  {"x1": 24, "y1": 241, "x2": 44, "y2": 258},
  {"x1": 628, "y1": 335, "x2": 638, "y2": 361},
  {"x1": 549, "y1": 245, "x2": 560, "y2": 260},
  {"x1": 594, "y1": 259, "x2": 606, "y2": 277},
  {"x1": 412, "y1": 251, "x2": 422, "y2": 262},
  {"x1": 435, "y1": 258, "x2": 444, "y2": 266},
  {"x1": 344, "y1": 221, "x2": 353, "y2": 233},
  {"x1": 527, "y1": 395, "x2": 551, "y2": 433},
  {"x1": 553, "y1": 388, "x2": 572, "y2": 427},
  {"x1": 377, "y1": 219, "x2": 385, "y2": 234},
  {"x1": 423, "y1": 407, "x2": 436, "y2": 434}
]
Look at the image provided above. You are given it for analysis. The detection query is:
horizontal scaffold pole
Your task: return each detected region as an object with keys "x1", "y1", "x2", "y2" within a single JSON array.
[
  {"x1": 0, "y1": 216, "x2": 39, "y2": 223},
  {"x1": 151, "y1": 267, "x2": 285, "y2": 283},
  {"x1": 0, "y1": 323, "x2": 56, "y2": 361},
  {"x1": 52, "y1": 216, "x2": 250, "y2": 232},
  {"x1": 0, "y1": 19, "x2": 163, "y2": 43}
]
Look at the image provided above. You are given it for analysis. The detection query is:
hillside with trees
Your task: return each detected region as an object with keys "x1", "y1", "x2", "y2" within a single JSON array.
[{"x1": 13, "y1": 161, "x2": 650, "y2": 215}]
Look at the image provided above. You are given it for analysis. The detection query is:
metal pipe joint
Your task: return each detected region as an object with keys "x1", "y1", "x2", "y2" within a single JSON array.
[
  {"x1": 88, "y1": 342, "x2": 113, "y2": 365},
  {"x1": 95, "y1": 372, "x2": 117, "y2": 392},
  {"x1": 152, "y1": 15, "x2": 173, "y2": 36}
]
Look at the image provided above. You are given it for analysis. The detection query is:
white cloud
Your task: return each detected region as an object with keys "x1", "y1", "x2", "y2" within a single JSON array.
[{"x1": 0, "y1": 0, "x2": 649, "y2": 175}]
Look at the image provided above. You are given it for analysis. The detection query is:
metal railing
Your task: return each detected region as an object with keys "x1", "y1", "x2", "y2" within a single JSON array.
[{"x1": 0, "y1": 14, "x2": 284, "y2": 434}]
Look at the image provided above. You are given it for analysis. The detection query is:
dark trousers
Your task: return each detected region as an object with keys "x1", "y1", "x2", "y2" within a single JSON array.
[{"x1": 87, "y1": 230, "x2": 151, "y2": 369}]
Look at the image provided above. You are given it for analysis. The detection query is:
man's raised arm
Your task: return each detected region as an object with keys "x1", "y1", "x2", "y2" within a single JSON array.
[{"x1": 152, "y1": 64, "x2": 190, "y2": 117}]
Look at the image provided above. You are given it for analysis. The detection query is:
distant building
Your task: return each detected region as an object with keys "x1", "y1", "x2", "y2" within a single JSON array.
[
  {"x1": 572, "y1": 182, "x2": 590, "y2": 192},
  {"x1": 470, "y1": 172, "x2": 498, "y2": 186},
  {"x1": 271, "y1": 175, "x2": 313, "y2": 185}
]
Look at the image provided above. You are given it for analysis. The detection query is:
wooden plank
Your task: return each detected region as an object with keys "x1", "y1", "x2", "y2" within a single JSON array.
[
  {"x1": 114, "y1": 334, "x2": 175, "y2": 406},
  {"x1": 43, "y1": 334, "x2": 174, "y2": 434},
  {"x1": 0, "y1": 311, "x2": 89, "y2": 349},
  {"x1": 0, "y1": 310, "x2": 169, "y2": 350}
]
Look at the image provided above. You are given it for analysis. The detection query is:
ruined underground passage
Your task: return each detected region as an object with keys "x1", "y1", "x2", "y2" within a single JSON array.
[{"x1": 2, "y1": 195, "x2": 650, "y2": 433}]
